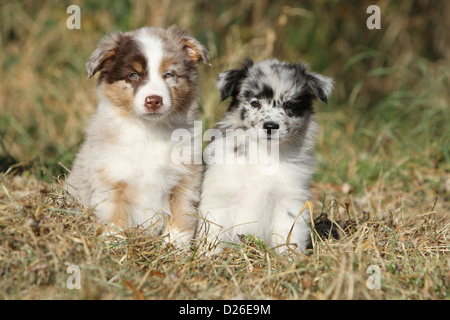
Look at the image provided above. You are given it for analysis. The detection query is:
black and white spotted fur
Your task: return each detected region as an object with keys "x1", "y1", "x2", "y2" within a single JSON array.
[{"x1": 200, "y1": 58, "x2": 333, "y2": 254}]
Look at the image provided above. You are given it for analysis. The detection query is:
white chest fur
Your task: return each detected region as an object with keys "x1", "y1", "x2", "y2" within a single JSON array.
[{"x1": 200, "y1": 138, "x2": 314, "y2": 253}]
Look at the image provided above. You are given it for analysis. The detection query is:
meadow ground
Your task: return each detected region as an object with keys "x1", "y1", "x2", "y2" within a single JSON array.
[{"x1": 0, "y1": 1, "x2": 449, "y2": 300}]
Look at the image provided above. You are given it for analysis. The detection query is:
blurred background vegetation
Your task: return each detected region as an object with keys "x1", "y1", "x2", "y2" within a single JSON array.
[{"x1": 0, "y1": 0, "x2": 448, "y2": 206}]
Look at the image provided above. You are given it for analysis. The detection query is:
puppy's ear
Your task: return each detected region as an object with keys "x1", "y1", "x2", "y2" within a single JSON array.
[
  {"x1": 305, "y1": 72, "x2": 334, "y2": 104},
  {"x1": 184, "y1": 38, "x2": 211, "y2": 66},
  {"x1": 217, "y1": 59, "x2": 253, "y2": 101},
  {"x1": 86, "y1": 32, "x2": 123, "y2": 79},
  {"x1": 168, "y1": 25, "x2": 211, "y2": 66}
]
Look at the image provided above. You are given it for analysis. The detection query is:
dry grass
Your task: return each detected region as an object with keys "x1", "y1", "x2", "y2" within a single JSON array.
[
  {"x1": 0, "y1": 0, "x2": 449, "y2": 300},
  {"x1": 0, "y1": 173, "x2": 448, "y2": 300}
]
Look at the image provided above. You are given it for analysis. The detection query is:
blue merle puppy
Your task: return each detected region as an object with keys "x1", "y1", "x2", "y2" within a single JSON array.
[{"x1": 200, "y1": 58, "x2": 333, "y2": 254}]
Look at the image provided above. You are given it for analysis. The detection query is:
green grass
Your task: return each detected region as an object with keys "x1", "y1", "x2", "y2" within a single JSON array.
[{"x1": 0, "y1": 0, "x2": 449, "y2": 300}]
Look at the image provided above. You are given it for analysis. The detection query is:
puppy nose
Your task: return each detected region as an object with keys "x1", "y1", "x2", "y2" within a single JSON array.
[
  {"x1": 145, "y1": 95, "x2": 163, "y2": 111},
  {"x1": 263, "y1": 121, "x2": 280, "y2": 134}
]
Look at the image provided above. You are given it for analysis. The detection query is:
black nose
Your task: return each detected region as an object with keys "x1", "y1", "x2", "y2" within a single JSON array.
[{"x1": 263, "y1": 121, "x2": 280, "y2": 134}]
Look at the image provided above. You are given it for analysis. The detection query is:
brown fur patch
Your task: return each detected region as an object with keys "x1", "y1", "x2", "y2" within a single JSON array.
[
  {"x1": 165, "y1": 25, "x2": 210, "y2": 65},
  {"x1": 86, "y1": 33, "x2": 121, "y2": 78},
  {"x1": 98, "y1": 35, "x2": 148, "y2": 89},
  {"x1": 158, "y1": 57, "x2": 177, "y2": 75},
  {"x1": 96, "y1": 167, "x2": 133, "y2": 231},
  {"x1": 169, "y1": 77, "x2": 196, "y2": 117},
  {"x1": 132, "y1": 60, "x2": 144, "y2": 74},
  {"x1": 184, "y1": 41, "x2": 209, "y2": 65},
  {"x1": 169, "y1": 163, "x2": 202, "y2": 237},
  {"x1": 102, "y1": 81, "x2": 135, "y2": 115},
  {"x1": 109, "y1": 181, "x2": 132, "y2": 230},
  {"x1": 158, "y1": 55, "x2": 198, "y2": 118}
]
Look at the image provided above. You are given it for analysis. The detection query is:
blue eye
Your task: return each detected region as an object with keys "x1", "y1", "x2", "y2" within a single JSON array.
[
  {"x1": 163, "y1": 72, "x2": 175, "y2": 79},
  {"x1": 129, "y1": 72, "x2": 140, "y2": 80}
]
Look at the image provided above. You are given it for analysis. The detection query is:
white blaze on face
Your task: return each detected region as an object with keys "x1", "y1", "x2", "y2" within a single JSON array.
[{"x1": 133, "y1": 33, "x2": 172, "y2": 117}]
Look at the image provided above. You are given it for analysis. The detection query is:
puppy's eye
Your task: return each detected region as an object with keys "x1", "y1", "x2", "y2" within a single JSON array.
[
  {"x1": 284, "y1": 101, "x2": 295, "y2": 109},
  {"x1": 163, "y1": 72, "x2": 175, "y2": 79},
  {"x1": 250, "y1": 100, "x2": 261, "y2": 109},
  {"x1": 129, "y1": 72, "x2": 140, "y2": 81}
]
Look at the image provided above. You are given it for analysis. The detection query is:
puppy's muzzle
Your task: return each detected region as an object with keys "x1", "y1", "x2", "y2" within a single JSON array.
[{"x1": 145, "y1": 95, "x2": 163, "y2": 112}]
